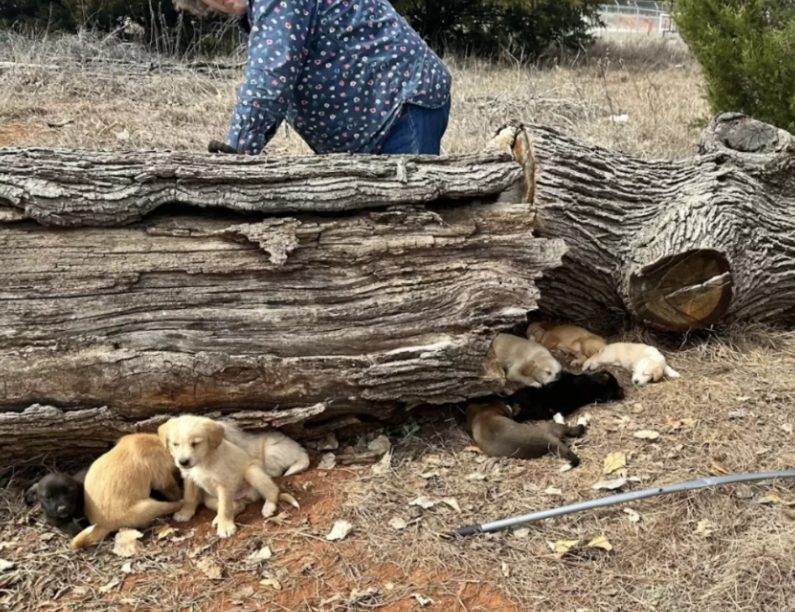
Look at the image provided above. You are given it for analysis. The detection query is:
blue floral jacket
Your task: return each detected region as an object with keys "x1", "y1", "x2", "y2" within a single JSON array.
[{"x1": 228, "y1": 0, "x2": 452, "y2": 154}]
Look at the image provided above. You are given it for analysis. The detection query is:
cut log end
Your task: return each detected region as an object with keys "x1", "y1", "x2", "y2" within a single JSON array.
[{"x1": 629, "y1": 249, "x2": 734, "y2": 331}]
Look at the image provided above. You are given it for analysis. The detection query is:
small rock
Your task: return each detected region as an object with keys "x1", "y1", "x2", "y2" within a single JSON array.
[
  {"x1": 326, "y1": 520, "x2": 353, "y2": 541},
  {"x1": 388, "y1": 517, "x2": 407, "y2": 531},
  {"x1": 318, "y1": 453, "x2": 336, "y2": 470},
  {"x1": 317, "y1": 433, "x2": 340, "y2": 451},
  {"x1": 0, "y1": 559, "x2": 15, "y2": 572},
  {"x1": 367, "y1": 435, "x2": 391, "y2": 456}
]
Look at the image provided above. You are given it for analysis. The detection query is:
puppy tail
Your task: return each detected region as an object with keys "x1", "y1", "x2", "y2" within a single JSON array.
[
  {"x1": 664, "y1": 365, "x2": 681, "y2": 379},
  {"x1": 70, "y1": 524, "x2": 112, "y2": 550},
  {"x1": 279, "y1": 493, "x2": 300, "y2": 509},
  {"x1": 282, "y1": 453, "x2": 311, "y2": 477}
]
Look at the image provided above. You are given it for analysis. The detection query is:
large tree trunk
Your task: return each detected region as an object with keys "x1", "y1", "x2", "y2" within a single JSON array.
[
  {"x1": 515, "y1": 113, "x2": 795, "y2": 332},
  {"x1": 0, "y1": 149, "x2": 563, "y2": 459}
]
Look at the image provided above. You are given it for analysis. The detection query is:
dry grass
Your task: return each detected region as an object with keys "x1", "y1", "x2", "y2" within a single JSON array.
[
  {"x1": 1, "y1": 30, "x2": 709, "y2": 159},
  {"x1": 2, "y1": 29, "x2": 793, "y2": 612}
]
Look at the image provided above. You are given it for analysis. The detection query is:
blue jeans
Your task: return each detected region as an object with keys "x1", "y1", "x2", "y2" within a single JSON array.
[{"x1": 378, "y1": 100, "x2": 451, "y2": 155}]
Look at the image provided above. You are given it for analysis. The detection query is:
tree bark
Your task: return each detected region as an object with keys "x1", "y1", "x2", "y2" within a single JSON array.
[
  {"x1": 511, "y1": 113, "x2": 795, "y2": 332},
  {"x1": 0, "y1": 151, "x2": 564, "y2": 459}
]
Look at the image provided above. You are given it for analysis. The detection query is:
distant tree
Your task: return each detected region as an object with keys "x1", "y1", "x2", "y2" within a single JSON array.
[
  {"x1": 674, "y1": 0, "x2": 795, "y2": 131},
  {"x1": 391, "y1": 0, "x2": 603, "y2": 58}
]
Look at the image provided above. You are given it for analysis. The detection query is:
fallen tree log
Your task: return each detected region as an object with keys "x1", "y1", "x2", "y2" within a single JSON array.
[
  {"x1": 0, "y1": 150, "x2": 563, "y2": 459},
  {"x1": 514, "y1": 113, "x2": 795, "y2": 332}
]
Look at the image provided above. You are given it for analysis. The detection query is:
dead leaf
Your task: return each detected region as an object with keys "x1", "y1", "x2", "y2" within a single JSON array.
[
  {"x1": 326, "y1": 520, "x2": 353, "y2": 541},
  {"x1": 586, "y1": 536, "x2": 613, "y2": 551},
  {"x1": 709, "y1": 462, "x2": 730, "y2": 476},
  {"x1": 631, "y1": 403, "x2": 644, "y2": 414},
  {"x1": 114, "y1": 128, "x2": 130, "y2": 141},
  {"x1": 501, "y1": 561, "x2": 511, "y2": 577},
  {"x1": 247, "y1": 546, "x2": 273, "y2": 563},
  {"x1": 121, "y1": 562, "x2": 134, "y2": 574},
  {"x1": 544, "y1": 487, "x2": 562, "y2": 496},
  {"x1": 412, "y1": 594, "x2": 434, "y2": 607},
  {"x1": 547, "y1": 539, "x2": 580, "y2": 558},
  {"x1": 389, "y1": 517, "x2": 407, "y2": 531},
  {"x1": 440, "y1": 498, "x2": 461, "y2": 513},
  {"x1": 603, "y1": 451, "x2": 627, "y2": 475},
  {"x1": 623, "y1": 508, "x2": 641, "y2": 523},
  {"x1": 99, "y1": 578, "x2": 120, "y2": 594},
  {"x1": 156, "y1": 526, "x2": 176, "y2": 540},
  {"x1": 112, "y1": 529, "x2": 143, "y2": 558},
  {"x1": 592, "y1": 476, "x2": 627, "y2": 491},
  {"x1": 733, "y1": 485, "x2": 754, "y2": 499},
  {"x1": 695, "y1": 519, "x2": 715, "y2": 538},
  {"x1": 667, "y1": 417, "x2": 697, "y2": 430},
  {"x1": 197, "y1": 558, "x2": 223, "y2": 580},
  {"x1": 367, "y1": 435, "x2": 391, "y2": 455},
  {"x1": 318, "y1": 453, "x2": 336, "y2": 470},
  {"x1": 463, "y1": 446, "x2": 483, "y2": 454},
  {"x1": 465, "y1": 472, "x2": 487, "y2": 481},
  {"x1": 0, "y1": 559, "x2": 15, "y2": 572},
  {"x1": 728, "y1": 409, "x2": 750, "y2": 419},
  {"x1": 409, "y1": 496, "x2": 436, "y2": 509},
  {"x1": 39, "y1": 532, "x2": 55, "y2": 542},
  {"x1": 633, "y1": 429, "x2": 661, "y2": 441},
  {"x1": 513, "y1": 528, "x2": 530, "y2": 539},
  {"x1": 758, "y1": 493, "x2": 795, "y2": 506},
  {"x1": 419, "y1": 470, "x2": 439, "y2": 479},
  {"x1": 260, "y1": 573, "x2": 282, "y2": 590},
  {"x1": 370, "y1": 451, "x2": 392, "y2": 475},
  {"x1": 781, "y1": 423, "x2": 793, "y2": 434},
  {"x1": 384, "y1": 582, "x2": 395, "y2": 591}
]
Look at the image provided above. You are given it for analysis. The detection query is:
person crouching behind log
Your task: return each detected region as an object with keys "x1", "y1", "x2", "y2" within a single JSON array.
[{"x1": 174, "y1": 0, "x2": 452, "y2": 156}]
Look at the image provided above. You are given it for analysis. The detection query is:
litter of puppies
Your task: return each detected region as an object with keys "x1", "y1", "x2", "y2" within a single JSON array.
[{"x1": 21, "y1": 319, "x2": 680, "y2": 552}]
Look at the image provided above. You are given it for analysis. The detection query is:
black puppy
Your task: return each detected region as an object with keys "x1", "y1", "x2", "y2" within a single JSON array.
[
  {"x1": 24, "y1": 472, "x2": 88, "y2": 537},
  {"x1": 506, "y1": 371, "x2": 624, "y2": 421}
]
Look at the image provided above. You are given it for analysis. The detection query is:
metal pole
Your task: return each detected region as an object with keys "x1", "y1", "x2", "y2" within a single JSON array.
[{"x1": 450, "y1": 470, "x2": 795, "y2": 537}]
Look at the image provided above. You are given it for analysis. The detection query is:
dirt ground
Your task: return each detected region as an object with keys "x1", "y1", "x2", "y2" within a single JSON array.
[
  {"x1": 3, "y1": 327, "x2": 795, "y2": 611},
  {"x1": 2, "y1": 32, "x2": 795, "y2": 612}
]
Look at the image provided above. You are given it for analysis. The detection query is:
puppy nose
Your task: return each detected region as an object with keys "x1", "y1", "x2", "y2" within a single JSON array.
[{"x1": 178, "y1": 458, "x2": 190, "y2": 467}]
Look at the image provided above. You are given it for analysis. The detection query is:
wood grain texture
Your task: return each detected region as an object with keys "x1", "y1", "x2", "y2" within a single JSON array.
[
  {"x1": 0, "y1": 148, "x2": 524, "y2": 226},
  {"x1": 0, "y1": 152, "x2": 565, "y2": 458},
  {"x1": 522, "y1": 113, "x2": 795, "y2": 331}
]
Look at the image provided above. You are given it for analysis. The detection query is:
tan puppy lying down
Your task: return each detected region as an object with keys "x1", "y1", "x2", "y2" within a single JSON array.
[
  {"x1": 582, "y1": 342, "x2": 680, "y2": 386},
  {"x1": 491, "y1": 332, "x2": 561, "y2": 388},
  {"x1": 466, "y1": 400, "x2": 586, "y2": 466},
  {"x1": 221, "y1": 424, "x2": 309, "y2": 478},
  {"x1": 70, "y1": 434, "x2": 183, "y2": 550},
  {"x1": 527, "y1": 322, "x2": 606, "y2": 366},
  {"x1": 158, "y1": 415, "x2": 292, "y2": 538}
]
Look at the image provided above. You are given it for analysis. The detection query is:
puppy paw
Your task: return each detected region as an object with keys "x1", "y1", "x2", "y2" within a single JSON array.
[
  {"x1": 173, "y1": 508, "x2": 195, "y2": 523},
  {"x1": 215, "y1": 520, "x2": 237, "y2": 538},
  {"x1": 261, "y1": 501, "x2": 277, "y2": 518}
]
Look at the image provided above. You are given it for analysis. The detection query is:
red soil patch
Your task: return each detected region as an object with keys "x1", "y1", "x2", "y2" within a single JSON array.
[{"x1": 0, "y1": 122, "x2": 42, "y2": 147}]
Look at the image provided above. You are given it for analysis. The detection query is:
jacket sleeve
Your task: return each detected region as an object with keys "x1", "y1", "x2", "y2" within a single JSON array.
[{"x1": 226, "y1": 0, "x2": 313, "y2": 154}]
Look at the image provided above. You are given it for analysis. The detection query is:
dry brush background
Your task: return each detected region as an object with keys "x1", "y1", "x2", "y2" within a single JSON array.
[{"x1": 2, "y1": 31, "x2": 795, "y2": 612}]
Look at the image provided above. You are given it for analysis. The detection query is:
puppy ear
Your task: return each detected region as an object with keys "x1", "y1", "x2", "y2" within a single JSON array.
[
  {"x1": 24, "y1": 482, "x2": 39, "y2": 505},
  {"x1": 205, "y1": 421, "x2": 225, "y2": 450},
  {"x1": 157, "y1": 420, "x2": 171, "y2": 448}
]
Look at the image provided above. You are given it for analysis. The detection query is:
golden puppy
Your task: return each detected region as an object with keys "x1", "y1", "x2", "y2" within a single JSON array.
[
  {"x1": 221, "y1": 425, "x2": 310, "y2": 478},
  {"x1": 491, "y1": 332, "x2": 561, "y2": 388},
  {"x1": 70, "y1": 434, "x2": 182, "y2": 550},
  {"x1": 466, "y1": 400, "x2": 585, "y2": 466},
  {"x1": 158, "y1": 415, "x2": 282, "y2": 538},
  {"x1": 582, "y1": 342, "x2": 680, "y2": 386},
  {"x1": 527, "y1": 322, "x2": 607, "y2": 366}
]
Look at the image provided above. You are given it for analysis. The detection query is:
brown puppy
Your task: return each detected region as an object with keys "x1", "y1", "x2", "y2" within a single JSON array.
[
  {"x1": 70, "y1": 434, "x2": 183, "y2": 550},
  {"x1": 158, "y1": 415, "x2": 282, "y2": 539},
  {"x1": 527, "y1": 322, "x2": 606, "y2": 366},
  {"x1": 466, "y1": 400, "x2": 585, "y2": 466}
]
